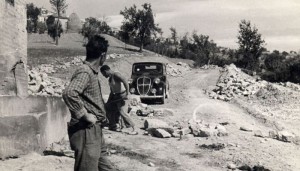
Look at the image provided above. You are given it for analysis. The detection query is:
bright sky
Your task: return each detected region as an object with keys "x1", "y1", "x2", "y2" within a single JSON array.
[{"x1": 26, "y1": 0, "x2": 300, "y2": 52}]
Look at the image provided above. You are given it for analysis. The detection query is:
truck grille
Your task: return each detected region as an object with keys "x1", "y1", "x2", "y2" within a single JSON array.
[{"x1": 137, "y1": 76, "x2": 151, "y2": 95}]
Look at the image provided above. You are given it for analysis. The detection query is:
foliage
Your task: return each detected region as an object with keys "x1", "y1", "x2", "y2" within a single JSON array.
[
  {"x1": 46, "y1": 15, "x2": 63, "y2": 41},
  {"x1": 120, "y1": 3, "x2": 161, "y2": 51},
  {"x1": 237, "y1": 20, "x2": 265, "y2": 71},
  {"x1": 49, "y1": 0, "x2": 68, "y2": 45},
  {"x1": 36, "y1": 21, "x2": 47, "y2": 34},
  {"x1": 170, "y1": 27, "x2": 179, "y2": 46},
  {"x1": 80, "y1": 17, "x2": 112, "y2": 40},
  {"x1": 261, "y1": 52, "x2": 290, "y2": 82},
  {"x1": 26, "y1": 3, "x2": 41, "y2": 33}
]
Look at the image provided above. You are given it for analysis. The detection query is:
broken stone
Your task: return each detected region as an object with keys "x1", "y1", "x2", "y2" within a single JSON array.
[
  {"x1": 278, "y1": 131, "x2": 295, "y2": 143},
  {"x1": 151, "y1": 129, "x2": 171, "y2": 138},
  {"x1": 199, "y1": 143, "x2": 225, "y2": 150},
  {"x1": 180, "y1": 128, "x2": 192, "y2": 135},
  {"x1": 171, "y1": 132, "x2": 181, "y2": 138},
  {"x1": 227, "y1": 163, "x2": 237, "y2": 170},
  {"x1": 144, "y1": 119, "x2": 170, "y2": 129},
  {"x1": 216, "y1": 124, "x2": 228, "y2": 136},
  {"x1": 240, "y1": 126, "x2": 253, "y2": 132},
  {"x1": 148, "y1": 162, "x2": 155, "y2": 167},
  {"x1": 254, "y1": 130, "x2": 265, "y2": 138},
  {"x1": 269, "y1": 130, "x2": 279, "y2": 139}
]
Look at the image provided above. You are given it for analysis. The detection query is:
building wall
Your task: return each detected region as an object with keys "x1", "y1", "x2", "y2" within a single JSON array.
[
  {"x1": 0, "y1": 96, "x2": 70, "y2": 158},
  {"x1": 0, "y1": 0, "x2": 27, "y2": 95}
]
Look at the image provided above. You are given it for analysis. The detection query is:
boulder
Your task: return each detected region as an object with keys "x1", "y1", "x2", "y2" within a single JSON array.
[
  {"x1": 151, "y1": 129, "x2": 171, "y2": 138},
  {"x1": 216, "y1": 124, "x2": 228, "y2": 136},
  {"x1": 254, "y1": 130, "x2": 265, "y2": 138},
  {"x1": 278, "y1": 131, "x2": 295, "y2": 143},
  {"x1": 144, "y1": 119, "x2": 169, "y2": 129},
  {"x1": 240, "y1": 126, "x2": 253, "y2": 132}
]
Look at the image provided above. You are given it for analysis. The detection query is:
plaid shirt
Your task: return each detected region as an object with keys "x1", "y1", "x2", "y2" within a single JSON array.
[{"x1": 63, "y1": 61, "x2": 106, "y2": 122}]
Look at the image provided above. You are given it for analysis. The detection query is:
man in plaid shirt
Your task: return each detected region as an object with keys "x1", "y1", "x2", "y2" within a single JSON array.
[{"x1": 63, "y1": 35, "x2": 115, "y2": 171}]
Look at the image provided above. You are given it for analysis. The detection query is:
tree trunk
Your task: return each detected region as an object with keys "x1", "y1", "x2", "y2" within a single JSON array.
[
  {"x1": 55, "y1": 15, "x2": 60, "y2": 46},
  {"x1": 139, "y1": 44, "x2": 143, "y2": 52},
  {"x1": 139, "y1": 36, "x2": 144, "y2": 52}
]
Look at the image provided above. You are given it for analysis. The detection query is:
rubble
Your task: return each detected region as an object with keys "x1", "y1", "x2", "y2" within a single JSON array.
[
  {"x1": 43, "y1": 137, "x2": 74, "y2": 158},
  {"x1": 199, "y1": 143, "x2": 225, "y2": 150},
  {"x1": 207, "y1": 64, "x2": 268, "y2": 101},
  {"x1": 166, "y1": 62, "x2": 191, "y2": 77},
  {"x1": 27, "y1": 56, "x2": 87, "y2": 96},
  {"x1": 268, "y1": 130, "x2": 299, "y2": 144},
  {"x1": 189, "y1": 120, "x2": 228, "y2": 137},
  {"x1": 28, "y1": 69, "x2": 67, "y2": 96}
]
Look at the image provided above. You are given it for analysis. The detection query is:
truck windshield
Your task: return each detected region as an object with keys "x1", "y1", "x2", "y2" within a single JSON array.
[{"x1": 133, "y1": 64, "x2": 163, "y2": 74}]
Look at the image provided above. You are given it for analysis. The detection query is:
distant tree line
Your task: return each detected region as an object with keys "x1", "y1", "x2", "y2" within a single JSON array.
[{"x1": 26, "y1": 2, "x2": 300, "y2": 83}]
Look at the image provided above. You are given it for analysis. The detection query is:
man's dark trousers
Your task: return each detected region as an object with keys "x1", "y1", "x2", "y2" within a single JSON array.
[{"x1": 68, "y1": 123, "x2": 114, "y2": 171}]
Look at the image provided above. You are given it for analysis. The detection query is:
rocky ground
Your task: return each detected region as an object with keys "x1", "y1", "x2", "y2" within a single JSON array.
[{"x1": 1, "y1": 34, "x2": 300, "y2": 171}]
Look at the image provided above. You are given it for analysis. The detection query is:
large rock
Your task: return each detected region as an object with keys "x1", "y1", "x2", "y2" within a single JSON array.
[
  {"x1": 278, "y1": 131, "x2": 295, "y2": 143},
  {"x1": 144, "y1": 119, "x2": 169, "y2": 129},
  {"x1": 150, "y1": 128, "x2": 171, "y2": 138},
  {"x1": 144, "y1": 119, "x2": 174, "y2": 134}
]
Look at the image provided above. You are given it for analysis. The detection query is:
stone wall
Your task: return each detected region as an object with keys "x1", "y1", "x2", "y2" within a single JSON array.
[
  {"x1": 0, "y1": 0, "x2": 27, "y2": 95},
  {"x1": 0, "y1": 96, "x2": 70, "y2": 158}
]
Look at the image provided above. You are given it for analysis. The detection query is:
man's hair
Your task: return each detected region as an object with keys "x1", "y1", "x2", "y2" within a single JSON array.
[
  {"x1": 100, "y1": 65, "x2": 110, "y2": 72},
  {"x1": 86, "y1": 35, "x2": 109, "y2": 59}
]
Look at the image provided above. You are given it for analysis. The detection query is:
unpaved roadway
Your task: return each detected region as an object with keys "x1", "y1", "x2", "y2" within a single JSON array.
[{"x1": 2, "y1": 67, "x2": 300, "y2": 171}]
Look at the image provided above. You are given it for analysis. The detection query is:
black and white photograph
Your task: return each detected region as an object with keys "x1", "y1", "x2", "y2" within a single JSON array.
[{"x1": 0, "y1": 0, "x2": 300, "y2": 170}]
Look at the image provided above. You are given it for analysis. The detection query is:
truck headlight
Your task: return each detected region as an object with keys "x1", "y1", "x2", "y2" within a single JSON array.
[{"x1": 154, "y1": 78, "x2": 160, "y2": 84}]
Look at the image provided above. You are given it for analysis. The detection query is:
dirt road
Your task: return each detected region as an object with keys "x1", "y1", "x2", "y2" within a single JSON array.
[{"x1": 2, "y1": 67, "x2": 300, "y2": 171}]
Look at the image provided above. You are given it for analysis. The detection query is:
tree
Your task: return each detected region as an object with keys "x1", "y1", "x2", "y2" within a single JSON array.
[
  {"x1": 49, "y1": 0, "x2": 68, "y2": 45},
  {"x1": 170, "y1": 27, "x2": 178, "y2": 46},
  {"x1": 26, "y1": 3, "x2": 41, "y2": 33},
  {"x1": 191, "y1": 32, "x2": 218, "y2": 66},
  {"x1": 80, "y1": 17, "x2": 112, "y2": 41},
  {"x1": 46, "y1": 15, "x2": 63, "y2": 41},
  {"x1": 36, "y1": 21, "x2": 47, "y2": 34},
  {"x1": 120, "y1": 3, "x2": 161, "y2": 52},
  {"x1": 237, "y1": 20, "x2": 265, "y2": 71}
]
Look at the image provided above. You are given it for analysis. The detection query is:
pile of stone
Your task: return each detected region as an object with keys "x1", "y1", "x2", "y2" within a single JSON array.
[
  {"x1": 43, "y1": 136, "x2": 74, "y2": 158},
  {"x1": 269, "y1": 130, "x2": 300, "y2": 144},
  {"x1": 107, "y1": 53, "x2": 131, "y2": 59},
  {"x1": 207, "y1": 64, "x2": 269, "y2": 101},
  {"x1": 27, "y1": 56, "x2": 87, "y2": 96},
  {"x1": 188, "y1": 120, "x2": 228, "y2": 137},
  {"x1": 28, "y1": 68, "x2": 67, "y2": 96},
  {"x1": 166, "y1": 62, "x2": 191, "y2": 77},
  {"x1": 35, "y1": 64, "x2": 56, "y2": 74},
  {"x1": 278, "y1": 81, "x2": 300, "y2": 91},
  {"x1": 200, "y1": 64, "x2": 218, "y2": 70}
]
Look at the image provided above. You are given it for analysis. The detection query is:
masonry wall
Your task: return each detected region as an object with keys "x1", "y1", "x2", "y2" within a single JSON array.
[
  {"x1": 0, "y1": 96, "x2": 70, "y2": 158},
  {"x1": 0, "y1": 0, "x2": 27, "y2": 95}
]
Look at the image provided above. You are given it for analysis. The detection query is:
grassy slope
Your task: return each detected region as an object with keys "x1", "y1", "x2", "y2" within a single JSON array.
[{"x1": 27, "y1": 33, "x2": 194, "y2": 94}]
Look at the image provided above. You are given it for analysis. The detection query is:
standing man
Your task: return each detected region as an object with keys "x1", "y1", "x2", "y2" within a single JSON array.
[
  {"x1": 100, "y1": 65, "x2": 137, "y2": 135},
  {"x1": 63, "y1": 35, "x2": 115, "y2": 171}
]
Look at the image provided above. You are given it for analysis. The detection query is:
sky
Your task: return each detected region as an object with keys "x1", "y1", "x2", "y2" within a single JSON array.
[{"x1": 26, "y1": 0, "x2": 300, "y2": 52}]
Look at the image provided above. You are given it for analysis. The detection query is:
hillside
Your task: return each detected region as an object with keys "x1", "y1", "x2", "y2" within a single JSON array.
[{"x1": 2, "y1": 33, "x2": 299, "y2": 171}]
